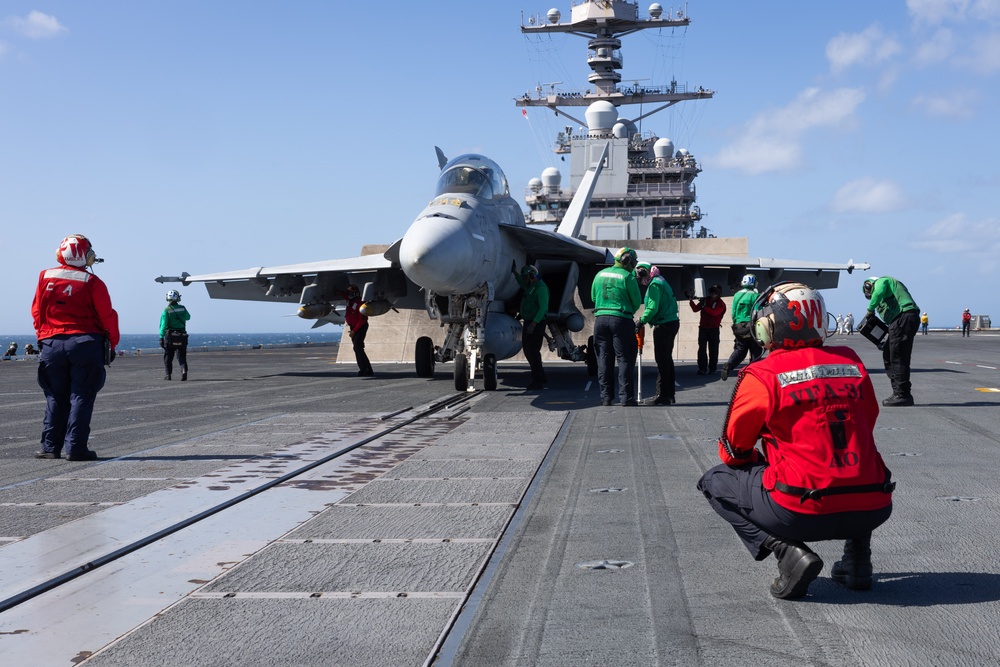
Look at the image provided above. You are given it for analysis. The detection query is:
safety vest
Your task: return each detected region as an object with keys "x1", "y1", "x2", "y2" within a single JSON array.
[{"x1": 744, "y1": 346, "x2": 894, "y2": 514}]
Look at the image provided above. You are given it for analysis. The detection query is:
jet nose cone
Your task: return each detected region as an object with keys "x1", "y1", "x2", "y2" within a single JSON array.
[{"x1": 399, "y1": 215, "x2": 477, "y2": 293}]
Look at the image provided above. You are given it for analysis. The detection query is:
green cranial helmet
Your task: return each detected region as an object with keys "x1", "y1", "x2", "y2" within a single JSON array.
[
  {"x1": 520, "y1": 264, "x2": 539, "y2": 281},
  {"x1": 862, "y1": 277, "x2": 878, "y2": 300},
  {"x1": 614, "y1": 246, "x2": 638, "y2": 271}
]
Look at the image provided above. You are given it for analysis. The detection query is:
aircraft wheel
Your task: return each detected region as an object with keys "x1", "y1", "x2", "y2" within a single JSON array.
[
  {"x1": 415, "y1": 336, "x2": 435, "y2": 377},
  {"x1": 483, "y1": 354, "x2": 497, "y2": 391},
  {"x1": 586, "y1": 335, "x2": 598, "y2": 376},
  {"x1": 454, "y1": 353, "x2": 469, "y2": 392}
]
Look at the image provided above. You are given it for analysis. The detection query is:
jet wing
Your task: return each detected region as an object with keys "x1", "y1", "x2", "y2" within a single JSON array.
[
  {"x1": 636, "y1": 250, "x2": 869, "y2": 291},
  {"x1": 157, "y1": 254, "x2": 402, "y2": 304},
  {"x1": 499, "y1": 225, "x2": 608, "y2": 264}
]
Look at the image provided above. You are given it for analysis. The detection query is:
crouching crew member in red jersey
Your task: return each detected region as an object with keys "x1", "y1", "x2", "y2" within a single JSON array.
[
  {"x1": 697, "y1": 282, "x2": 894, "y2": 600},
  {"x1": 32, "y1": 234, "x2": 120, "y2": 462}
]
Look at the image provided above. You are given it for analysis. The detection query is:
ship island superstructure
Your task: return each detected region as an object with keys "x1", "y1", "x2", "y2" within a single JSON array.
[{"x1": 518, "y1": 1, "x2": 714, "y2": 242}]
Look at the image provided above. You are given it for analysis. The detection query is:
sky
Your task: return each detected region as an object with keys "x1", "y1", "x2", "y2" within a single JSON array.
[{"x1": 2, "y1": 0, "x2": 998, "y2": 334}]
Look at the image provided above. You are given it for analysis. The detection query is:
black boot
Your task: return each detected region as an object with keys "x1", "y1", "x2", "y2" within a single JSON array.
[
  {"x1": 762, "y1": 536, "x2": 823, "y2": 599},
  {"x1": 831, "y1": 536, "x2": 873, "y2": 590}
]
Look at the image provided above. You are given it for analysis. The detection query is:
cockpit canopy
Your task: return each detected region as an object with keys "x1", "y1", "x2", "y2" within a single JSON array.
[{"x1": 435, "y1": 154, "x2": 509, "y2": 200}]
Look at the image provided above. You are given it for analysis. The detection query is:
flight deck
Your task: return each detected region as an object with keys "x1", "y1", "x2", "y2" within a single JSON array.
[{"x1": 1, "y1": 335, "x2": 1000, "y2": 666}]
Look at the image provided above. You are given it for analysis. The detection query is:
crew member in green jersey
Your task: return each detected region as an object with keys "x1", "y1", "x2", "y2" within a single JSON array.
[
  {"x1": 513, "y1": 263, "x2": 550, "y2": 390},
  {"x1": 636, "y1": 262, "x2": 679, "y2": 405},
  {"x1": 721, "y1": 274, "x2": 763, "y2": 381},
  {"x1": 863, "y1": 276, "x2": 919, "y2": 406},
  {"x1": 160, "y1": 290, "x2": 191, "y2": 381},
  {"x1": 591, "y1": 247, "x2": 642, "y2": 406}
]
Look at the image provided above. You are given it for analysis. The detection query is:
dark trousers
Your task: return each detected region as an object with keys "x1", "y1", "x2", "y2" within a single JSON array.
[
  {"x1": 37, "y1": 334, "x2": 106, "y2": 457},
  {"x1": 352, "y1": 322, "x2": 373, "y2": 374},
  {"x1": 594, "y1": 315, "x2": 638, "y2": 403},
  {"x1": 962, "y1": 321, "x2": 971, "y2": 336},
  {"x1": 697, "y1": 327, "x2": 721, "y2": 373},
  {"x1": 725, "y1": 332, "x2": 762, "y2": 370},
  {"x1": 163, "y1": 344, "x2": 188, "y2": 376},
  {"x1": 697, "y1": 463, "x2": 892, "y2": 560},
  {"x1": 652, "y1": 320, "x2": 679, "y2": 400},
  {"x1": 883, "y1": 310, "x2": 920, "y2": 398},
  {"x1": 521, "y1": 322, "x2": 547, "y2": 384}
]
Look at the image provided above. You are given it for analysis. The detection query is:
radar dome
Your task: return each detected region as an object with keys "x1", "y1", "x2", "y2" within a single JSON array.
[
  {"x1": 649, "y1": 3, "x2": 663, "y2": 19},
  {"x1": 585, "y1": 101, "x2": 618, "y2": 135},
  {"x1": 528, "y1": 177, "x2": 543, "y2": 193},
  {"x1": 547, "y1": 8, "x2": 561, "y2": 24},
  {"x1": 541, "y1": 167, "x2": 561, "y2": 192},
  {"x1": 613, "y1": 119, "x2": 638, "y2": 139},
  {"x1": 676, "y1": 147, "x2": 690, "y2": 158},
  {"x1": 653, "y1": 138, "x2": 675, "y2": 160}
]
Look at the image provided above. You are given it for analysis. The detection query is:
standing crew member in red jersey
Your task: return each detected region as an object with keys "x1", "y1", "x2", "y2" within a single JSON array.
[
  {"x1": 697, "y1": 282, "x2": 894, "y2": 599},
  {"x1": 689, "y1": 284, "x2": 726, "y2": 376},
  {"x1": 338, "y1": 284, "x2": 374, "y2": 377},
  {"x1": 32, "y1": 234, "x2": 120, "y2": 461}
]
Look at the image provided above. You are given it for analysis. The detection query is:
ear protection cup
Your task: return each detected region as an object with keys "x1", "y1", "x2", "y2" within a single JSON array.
[
  {"x1": 753, "y1": 313, "x2": 773, "y2": 348},
  {"x1": 750, "y1": 284, "x2": 779, "y2": 349}
]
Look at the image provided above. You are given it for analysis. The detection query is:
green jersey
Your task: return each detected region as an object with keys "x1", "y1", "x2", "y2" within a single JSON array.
[
  {"x1": 730, "y1": 288, "x2": 758, "y2": 325},
  {"x1": 160, "y1": 304, "x2": 191, "y2": 336},
  {"x1": 515, "y1": 274, "x2": 550, "y2": 324},
  {"x1": 591, "y1": 266, "x2": 641, "y2": 318},
  {"x1": 639, "y1": 276, "x2": 678, "y2": 325},
  {"x1": 867, "y1": 276, "x2": 918, "y2": 323}
]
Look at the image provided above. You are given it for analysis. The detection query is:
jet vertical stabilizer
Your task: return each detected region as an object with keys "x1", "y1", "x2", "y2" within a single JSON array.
[{"x1": 556, "y1": 142, "x2": 609, "y2": 240}]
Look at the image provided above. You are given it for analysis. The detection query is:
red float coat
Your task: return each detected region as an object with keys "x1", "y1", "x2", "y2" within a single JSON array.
[
  {"x1": 32, "y1": 263, "x2": 120, "y2": 349},
  {"x1": 717, "y1": 345, "x2": 893, "y2": 515}
]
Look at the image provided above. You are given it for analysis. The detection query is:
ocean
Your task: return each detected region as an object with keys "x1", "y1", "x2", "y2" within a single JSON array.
[{"x1": 2, "y1": 331, "x2": 342, "y2": 354}]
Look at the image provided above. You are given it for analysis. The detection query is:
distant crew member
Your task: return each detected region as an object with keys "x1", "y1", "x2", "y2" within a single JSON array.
[
  {"x1": 698, "y1": 282, "x2": 894, "y2": 599},
  {"x1": 721, "y1": 274, "x2": 762, "y2": 381},
  {"x1": 24, "y1": 343, "x2": 39, "y2": 355},
  {"x1": 160, "y1": 290, "x2": 191, "y2": 381},
  {"x1": 32, "y1": 234, "x2": 119, "y2": 461},
  {"x1": 961, "y1": 308, "x2": 972, "y2": 337},
  {"x1": 339, "y1": 284, "x2": 374, "y2": 377},
  {"x1": 591, "y1": 247, "x2": 642, "y2": 406},
  {"x1": 835, "y1": 314, "x2": 844, "y2": 334},
  {"x1": 513, "y1": 263, "x2": 550, "y2": 390},
  {"x1": 5, "y1": 341, "x2": 18, "y2": 358},
  {"x1": 689, "y1": 284, "x2": 726, "y2": 376},
  {"x1": 844, "y1": 312, "x2": 855, "y2": 335},
  {"x1": 863, "y1": 276, "x2": 920, "y2": 406},
  {"x1": 920, "y1": 311, "x2": 929, "y2": 335},
  {"x1": 635, "y1": 262, "x2": 679, "y2": 405}
]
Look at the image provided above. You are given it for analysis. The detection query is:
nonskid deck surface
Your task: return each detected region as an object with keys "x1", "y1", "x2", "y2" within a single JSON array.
[{"x1": 1, "y1": 338, "x2": 1000, "y2": 666}]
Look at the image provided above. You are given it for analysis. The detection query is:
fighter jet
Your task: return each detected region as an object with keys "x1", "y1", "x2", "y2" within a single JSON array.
[{"x1": 157, "y1": 145, "x2": 867, "y2": 391}]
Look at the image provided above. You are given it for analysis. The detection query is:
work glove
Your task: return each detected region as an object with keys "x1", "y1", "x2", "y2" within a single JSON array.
[
  {"x1": 634, "y1": 320, "x2": 642, "y2": 333},
  {"x1": 109, "y1": 349, "x2": 117, "y2": 364},
  {"x1": 525, "y1": 322, "x2": 536, "y2": 335},
  {"x1": 159, "y1": 337, "x2": 165, "y2": 349}
]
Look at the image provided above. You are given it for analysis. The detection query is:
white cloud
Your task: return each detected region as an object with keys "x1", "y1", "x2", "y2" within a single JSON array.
[
  {"x1": 831, "y1": 178, "x2": 908, "y2": 213},
  {"x1": 714, "y1": 87, "x2": 865, "y2": 175},
  {"x1": 911, "y1": 89, "x2": 978, "y2": 118},
  {"x1": 914, "y1": 28, "x2": 955, "y2": 65},
  {"x1": 908, "y1": 0, "x2": 1000, "y2": 24},
  {"x1": 6, "y1": 11, "x2": 67, "y2": 39},
  {"x1": 910, "y1": 212, "x2": 1000, "y2": 255},
  {"x1": 955, "y1": 32, "x2": 1000, "y2": 72},
  {"x1": 826, "y1": 24, "x2": 902, "y2": 74}
]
